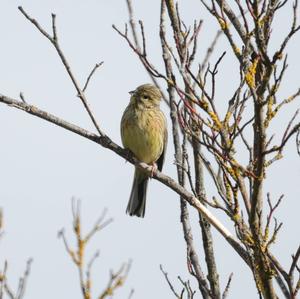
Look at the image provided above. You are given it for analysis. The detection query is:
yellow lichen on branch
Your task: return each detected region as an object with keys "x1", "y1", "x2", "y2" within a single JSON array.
[
  {"x1": 264, "y1": 96, "x2": 275, "y2": 127},
  {"x1": 217, "y1": 17, "x2": 228, "y2": 31},
  {"x1": 223, "y1": 176, "x2": 233, "y2": 204},
  {"x1": 233, "y1": 45, "x2": 241, "y2": 56},
  {"x1": 245, "y1": 59, "x2": 258, "y2": 89},
  {"x1": 209, "y1": 111, "x2": 223, "y2": 130},
  {"x1": 223, "y1": 111, "x2": 232, "y2": 126}
]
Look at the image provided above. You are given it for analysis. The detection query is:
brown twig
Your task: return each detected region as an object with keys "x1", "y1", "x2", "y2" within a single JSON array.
[
  {"x1": 222, "y1": 273, "x2": 233, "y2": 299},
  {"x1": 123, "y1": 0, "x2": 170, "y2": 104},
  {"x1": 58, "y1": 199, "x2": 127, "y2": 299},
  {"x1": 99, "y1": 261, "x2": 131, "y2": 299},
  {"x1": 160, "y1": 265, "x2": 182, "y2": 298},
  {"x1": 289, "y1": 246, "x2": 300, "y2": 277},
  {"x1": 83, "y1": 62, "x2": 104, "y2": 92},
  {"x1": 18, "y1": 6, "x2": 105, "y2": 137},
  {"x1": 0, "y1": 259, "x2": 33, "y2": 299}
]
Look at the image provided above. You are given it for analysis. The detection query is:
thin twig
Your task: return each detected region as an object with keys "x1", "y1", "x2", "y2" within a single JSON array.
[
  {"x1": 83, "y1": 62, "x2": 104, "y2": 92},
  {"x1": 18, "y1": 6, "x2": 105, "y2": 137},
  {"x1": 160, "y1": 265, "x2": 181, "y2": 298},
  {"x1": 222, "y1": 273, "x2": 233, "y2": 299}
]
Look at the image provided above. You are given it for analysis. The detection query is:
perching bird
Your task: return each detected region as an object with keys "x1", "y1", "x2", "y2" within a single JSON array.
[{"x1": 121, "y1": 84, "x2": 167, "y2": 217}]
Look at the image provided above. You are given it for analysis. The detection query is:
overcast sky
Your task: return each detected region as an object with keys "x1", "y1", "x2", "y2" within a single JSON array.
[{"x1": 0, "y1": 1, "x2": 299, "y2": 298}]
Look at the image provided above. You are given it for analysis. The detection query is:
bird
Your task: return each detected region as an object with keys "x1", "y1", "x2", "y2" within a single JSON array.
[{"x1": 121, "y1": 84, "x2": 167, "y2": 217}]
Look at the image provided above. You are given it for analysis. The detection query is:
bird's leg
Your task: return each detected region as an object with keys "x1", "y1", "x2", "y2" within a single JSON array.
[{"x1": 150, "y1": 162, "x2": 158, "y2": 178}]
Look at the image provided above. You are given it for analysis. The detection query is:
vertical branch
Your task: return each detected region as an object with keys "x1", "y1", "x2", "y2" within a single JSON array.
[
  {"x1": 164, "y1": 0, "x2": 221, "y2": 297},
  {"x1": 160, "y1": 0, "x2": 182, "y2": 182},
  {"x1": 198, "y1": 1, "x2": 299, "y2": 298},
  {"x1": 193, "y1": 140, "x2": 221, "y2": 299},
  {"x1": 248, "y1": 2, "x2": 276, "y2": 297},
  {"x1": 181, "y1": 130, "x2": 211, "y2": 299},
  {"x1": 160, "y1": 1, "x2": 212, "y2": 298},
  {"x1": 250, "y1": 99, "x2": 266, "y2": 226}
]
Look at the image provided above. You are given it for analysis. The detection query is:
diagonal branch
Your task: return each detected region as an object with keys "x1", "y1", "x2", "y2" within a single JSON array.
[{"x1": 0, "y1": 92, "x2": 250, "y2": 269}]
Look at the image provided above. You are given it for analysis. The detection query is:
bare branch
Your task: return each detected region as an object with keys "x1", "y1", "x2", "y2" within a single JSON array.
[
  {"x1": 58, "y1": 199, "x2": 127, "y2": 299},
  {"x1": 124, "y1": 0, "x2": 169, "y2": 104},
  {"x1": 0, "y1": 259, "x2": 32, "y2": 299},
  {"x1": 18, "y1": 6, "x2": 105, "y2": 137},
  {"x1": 222, "y1": 273, "x2": 233, "y2": 299},
  {"x1": 1, "y1": 93, "x2": 251, "y2": 264},
  {"x1": 83, "y1": 62, "x2": 104, "y2": 92},
  {"x1": 98, "y1": 261, "x2": 131, "y2": 299},
  {"x1": 16, "y1": 259, "x2": 33, "y2": 299},
  {"x1": 160, "y1": 265, "x2": 182, "y2": 298},
  {"x1": 289, "y1": 245, "x2": 300, "y2": 277}
]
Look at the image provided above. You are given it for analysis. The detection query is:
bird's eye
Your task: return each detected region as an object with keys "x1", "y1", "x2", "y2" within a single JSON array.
[{"x1": 143, "y1": 95, "x2": 149, "y2": 100}]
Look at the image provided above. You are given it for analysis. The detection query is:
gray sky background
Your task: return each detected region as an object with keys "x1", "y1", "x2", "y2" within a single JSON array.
[{"x1": 0, "y1": 1, "x2": 299, "y2": 298}]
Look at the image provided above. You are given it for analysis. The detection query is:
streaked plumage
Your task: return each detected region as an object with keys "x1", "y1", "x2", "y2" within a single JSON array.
[{"x1": 121, "y1": 84, "x2": 167, "y2": 217}]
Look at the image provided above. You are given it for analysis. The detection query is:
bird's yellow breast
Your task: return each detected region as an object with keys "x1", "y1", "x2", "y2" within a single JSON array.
[{"x1": 121, "y1": 106, "x2": 165, "y2": 164}]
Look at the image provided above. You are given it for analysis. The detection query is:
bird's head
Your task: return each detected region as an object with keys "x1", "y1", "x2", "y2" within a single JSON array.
[{"x1": 129, "y1": 84, "x2": 162, "y2": 108}]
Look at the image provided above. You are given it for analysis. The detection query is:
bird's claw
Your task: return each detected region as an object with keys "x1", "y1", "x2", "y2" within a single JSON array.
[{"x1": 150, "y1": 162, "x2": 158, "y2": 178}]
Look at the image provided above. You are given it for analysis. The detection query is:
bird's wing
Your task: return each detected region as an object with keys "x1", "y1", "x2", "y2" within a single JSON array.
[{"x1": 157, "y1": 114, "x2": 168, "y2": 172}]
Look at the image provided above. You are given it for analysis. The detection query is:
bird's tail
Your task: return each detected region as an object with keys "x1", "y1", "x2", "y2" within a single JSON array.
[{"x1": 126, "y1": 168, "x2": 148, "y2": 217}]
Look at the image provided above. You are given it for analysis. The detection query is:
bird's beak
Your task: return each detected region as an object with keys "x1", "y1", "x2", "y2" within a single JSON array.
[{"x1": 129, "y1": 90, "x2": 135, "y2": 95}]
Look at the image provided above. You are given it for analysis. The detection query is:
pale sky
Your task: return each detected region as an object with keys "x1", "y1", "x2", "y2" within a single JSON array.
[{"x1": 0, "y1": 1, "x2": 299, "y2": 298}]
